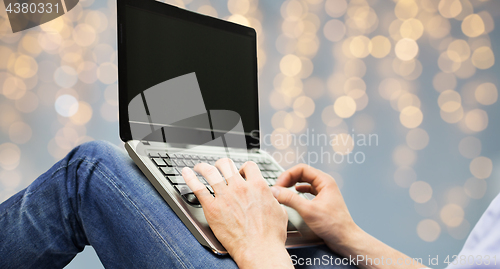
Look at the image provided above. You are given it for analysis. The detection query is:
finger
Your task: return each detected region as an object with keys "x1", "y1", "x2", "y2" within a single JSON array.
[
  {"x1": 275, "y1": 164, "x2": 332, "y2": 193},
  {"x1": 239, "y1": 161, "x2": 266, "y2": 183},
  {"x1": 295, "y1": 184, "x2": 318, "y2": 195},
  {"x1": 182, "y1": 167, "x2": 213, "y2": 204},
  {"x1": 194, "y1": 163, "x2": 226, "y2": 194},
  {"x1": 215, "y1": 158, "x2": 242, "y2": 183},
  {"x1": 270, "y1": 186, "x2": 311, "y2": 216}
]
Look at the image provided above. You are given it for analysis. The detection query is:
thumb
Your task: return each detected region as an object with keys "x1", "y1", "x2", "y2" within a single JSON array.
[{"x1": 271, "y1": 186, "x2": 309, "y2": 215}]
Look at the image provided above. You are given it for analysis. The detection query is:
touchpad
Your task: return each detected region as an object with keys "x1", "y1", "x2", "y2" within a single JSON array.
[{"x1": 287, "y1": 221, "x2": 302, "y2": 237}]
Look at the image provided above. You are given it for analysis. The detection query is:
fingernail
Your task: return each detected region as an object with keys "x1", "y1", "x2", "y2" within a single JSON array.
[
  {"x1": 182, "y1": 167, "x2": 193, "y2": 175},
  {"x1": 270, "y1": 186, "x2": 280, "y2": 198}
]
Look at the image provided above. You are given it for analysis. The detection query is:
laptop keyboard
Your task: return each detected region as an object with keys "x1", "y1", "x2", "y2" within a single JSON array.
[{"x1": 148, "y1": 152, "x2": 281, "y2": 206}]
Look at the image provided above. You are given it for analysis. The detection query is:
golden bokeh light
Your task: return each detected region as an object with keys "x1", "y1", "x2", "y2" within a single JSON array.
[
  {"x1": 458, "y1": 136, "x2": 481, "y2": 159},
  {"x1": 14, "y1": 55, "x2": 38, "y2": 78},
  {"x1": 2, "y1": 76, "x2": 27, "y2": 100},
  {"x1": 15, "y1": 91, "x2": 39, "y2": 113},
  {"x1": 395, "y1": 0, "x2": 419, "y2": 20},
  {"x1": 448, "y1": 219, "x2": 471, "y2": 240},
  {"x1": 73, "y1": 24, "x2": 97, "y2": 47},
  {"x1": 280, "y1": 54, "x2": 302, "y2": 77},
  {"x1": 325, "y1": 0, "x2": 348, "y2": 18},
  {"x1": 378, "y1": 78, "x2": 403, "y2": 100},
  {"x1": 464, "y1": 109, "x2": 488, "y2": 132},
  {"x1": 322, "y1": 106, "x2": 344, "y2": 127},
  {"x1": 447, "y1": 39, "x2": 470, "y2": 62},
  {"x1": 440, "y1": 204, "x2": 464, "y2": 227},
  {"x1": 438, "y1": 51, "x2": 461, "y2": 73},
  {"x1": 323, "y1": 19, "x2": 346, "y2": 42},
  {"x1": 410, "y1": 181, "x2": 433, "y2": 203},
  {"x1": 425, "y1": 15, "x2": 451, "y2": 39},
  {"x1": 469, "y1": 156, "x2": 493, "y2": 179},
  {"x1": 471, "y1": 46, "x2": 495, "y2": 70},
  {"x1": 278, "y1": 76, "x2": 303, "y2": 97},
  {"x1": 8, "y1": 121, "x2": 32, "y2": 144},
  {"x1": 475, "y1": 82, "x2": 498, "y2": 106},
  {"x1": 454, "y1": 59, "x2": 476, "y2": 79},
  {"x1": 197, "y1": 5, "x2": 218, "y2": 18},
  {"x1": 96, "y1": 62, "x2": 118, "y2": 84},
  {"x1": 477, "y1": 11, "x2": 494, "y2": 34},
  {"x1": 400, "y1": 106, "x2": 423, "y2": 128},
  {"x1": 406, "y1": 128, "x2": 429, "y2": 150},
  {"x1": 446, "y1": 186, "x2": 469, "y2": 208},
  {"x1": 440, "y1": 106, "x2": 464, "y2": 124},
  {"x1": 369, "y1": 35, "x2": 391, "y2": 58},
  {"x1": 349, "y1": 35, "x2": 371, "y2": 58},
  {"x1": 394, "y1": 166, "x2": 417, "y2": 188},
  {"x1": 464, "y1": 177, "x2": 487, "y2": 199},
  {"x1": 271, "y1": 128, "x2": 292, "y2": 150},
  {"x1": 395, "y1": 38, "x2": 419, "y2": 61},
  {"x1": 332, "y1": 133, "x2": 354, "y2": 155},
  {"x1": 0, "y1": 143, "x2": 21, "y2": 170},
  {"x1": 334, "y1": 96, "x2": 357, "y2": 118},
  {"x1": 400, "y1": 18, "x2": 424, "y2": 40},
  {"x1": 393, "y1": 145, "x2": 417, "y2": 167},
  {"x1": 272, "y1": 111, "x2": 288, "y2": 129},
  {"x1": 438, "y1": 0, "x2": 462, "y2": 19},
  {"x1": 344, "y1": 59, "x2": 366, "y2": 78},
  {"x1": 284, "y1": 112, "x2": 307, "y2": 133},
  {"x1": 397, "y1": 93, "x2": 421, "y2": 111},
  {"x1": 438, "y1": 90, "x2": 461, "y2": 112},
  {"x1": 228, "y1": 14, "x2": 250, "y2": 27},
  {"x1": 293, "y1": 96, "x2": 315, "y2": 118},
  {"x1": 417, "y1": 219, "x2": 441, "y2": 242},
  {"x1": 228, "y1": 0, "x2": 250, "y2": 15},
  {"x1": 461, "y1": 14, "x2": 485, "y2": 37},
  {"x1": 70, "y1": 101, "x2": 93, "y2": 125},
  {"x1": 344, "y1": 77, "x2": 366, "y2": 98}
]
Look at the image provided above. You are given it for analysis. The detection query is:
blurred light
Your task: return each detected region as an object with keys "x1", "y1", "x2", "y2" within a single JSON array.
[
  {"x1": 280, "y1": 54, "x2": 302, "y2": 77},
  {"x1": 394, "y1": 166, "x2": 417, "y2": 188},
  {"x1": 461, "y1": 14, "x2": 485, "y2": 37},
  {"x1": 464, "y1": 109, "x2": 488, "y2": 132},
  {"x1": 469, "y1": 156, "x2": 493, "y2": 179},
  {"x1": 38, "y1": 32, "x2": 62, "y2": 53},
  {"x1": 228, "y1": 0, "x2": 249, "y2": 15},
  {"x1": 325, "y1": 0, "x2": 347, "y2": 18},
  {"x1": 54, "y1": 66, "x2": 78, "y2": 88},
  {"x1": 100, "y1": 102, "x2": 118, "y2": 122},
  {"x1": 279, "y1": 76, "x2": 303, "y2": 97},
  {"x1": 85, "y1": 11, "x2": 108, "y2": 33},
  {"x1": 410, "y1": 181, "x2": 433, "y2": 203},
  {"x1": 70, "y1": 101, "x2": 93, "y2": 125},
  {"x1": 446, "y1": 186, "x2": 469, "y2": 208},
  {"x1": 471, "y1": 46, "x2": 494, "y2": 70},
  {"x1": 344, "y1": 59, "x2": 366, "y2": 78},
  {"x1": 438, "y1": 0, "x2": 462, "y2": 19},
  {"x1": 395, "y1": 0, "x2": 419, "y2": 20},
  {"x1": 447, "y1": 39, "x2": 471, "y2": 62},
  {"x1": 55, "y1": 94, "x2": 79, "y2": 117},
  {"x1": 349, "y1": 36, "x2": 370, "y2": 58},
  {"x1": 369, "y1": 35, "x2": 391, "y2": 58},
  {"x1": 2, "y1": 77, "x2": 27, "y2": 100},
  {"x1": 440, "y1": 106, "x2": 464, "y2": 124},
  {"x1": 0, "y1": 143, "x2": 20, "y2": 170},
  {"x1": 379, "y1": 78, "x2": 402, "y2": 100},
  {"x1": 332, "y1": 133, "x2": 354, "y2": 155},
  {"x1": 14, "y1": 55, "x2": 38, "y2": 78},
  {"x1": 269, "y1": 90, "x2": 292, "y2": 110},
  {"x1": 322, "y1": 106, "x2": 344, "y2": 127},
  {"x1": 334, "y1": 96, "x2": 357, "y2": 118},
  {"x1": 293, "y1": 96, "x2": 315, "y2": 118},
  {"x1": 73, "y1": 24, "x2": 97, "y2": 47},
  {"x1": 475, "y1": 82, "x2": 498, "y2": 105},
  {"x1": 97, "y1": 62, "x2": 118, "y2": 84},
  {"x1": 397, "y1": 93, "x2": 421, "y2": 111},
  {"x1": 20, "y1": 32, "x2": 42, "y2": 57},
  {"x1": 458, "y1": 136, "x2": 481, "y2": 159},
  {"x1": 454, "y1": 59, "x2": 476, "y2": 79},
  {"x1": 395, "y1": 38, "x2": 418, "y2": 61},
  {"x1": 464, "y1": 177, "x2": 487, "y2": 199},
  {"x1": 0, "y1": 170, "x2": 22, "y2": 190},
  {"x1": 344, "y1": 77, "x2": 366, "y2": 98},
  {"x1": 438, "y1": 90, "x2": 461, "y2": 112},
  {"x1": 477, "y1": 11, "x2": 494, "y2": 34},
  {"x1": 323, "y1": 19, "x2": 346, "y2": 42},
  {"x1": 8, "y1": 122, "x2": 32, "y2": 144},
  {"x1": 303, "y1": 77, "x2": 325, "y2": 99},
  {"x1": 440, "y1": 204, "x2": 464, "y2": 227},
  {"x1": 285, "y1": 112, "x2": 307, "y2": 133},
  {"x1": 406, "y1": 128, "x2": 429, "y2": 150},
  {"x1": 448, "y1": 219, "x2": 471, "y2": 240},
  {"x1": 93, "y1": 44, "x2": 115, "y2": 64},
  {"x1": 77, "y1": 61, "x2": 98, "y2": 84},
  {"x1": 400, "y1": 106, "x2": 423, "y2": 128},
  {"x1": 281, "y1": 0, "x2": 305, "y2": 21},
  {"x1": 393, "y1": 145, "x2": 417, "y2": 167},
  {"x1": 438, "y1": 52, "x2": 461, "y2": 73},
  {"x1": 271, "y1": 128, "x2": 292, "y2": 150},
  {"x1": 425, "y1": 16, "x2": 451, "y2": 39},
  {"x1": 400, "y1": 18, "x2": 424, "y2": 40},
  {"x1": 272, "y1": 111, "x2": 288, "y2": 129}
]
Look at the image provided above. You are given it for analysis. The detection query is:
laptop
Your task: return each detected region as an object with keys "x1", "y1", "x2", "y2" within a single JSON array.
[{"x1": 116, "y1": 0, "x2": 323, "y2": 254}]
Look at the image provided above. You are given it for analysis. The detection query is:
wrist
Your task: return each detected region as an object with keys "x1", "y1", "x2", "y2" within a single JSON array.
[
  {"x1": 232, "y1": 241, "x2": 292, "y2": 269},
  {"x1": 325, "y1": 223, "x2": 368, "y2": 258}
]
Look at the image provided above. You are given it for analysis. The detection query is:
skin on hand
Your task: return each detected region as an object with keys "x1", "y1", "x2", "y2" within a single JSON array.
[
  {"x1": 182, "y1": 159, "x2": 293, "y2": 269},
  {"x1": 272, "y1": 164, "x2": 426, "y2": 269},
  {"x1": 271, "y1": 163, "x2": 358, "y2": 251}
]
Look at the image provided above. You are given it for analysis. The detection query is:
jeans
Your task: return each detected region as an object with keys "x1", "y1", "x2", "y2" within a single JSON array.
[{"x1": 0, "y1": 141, "x2": 356, "y2": 269}]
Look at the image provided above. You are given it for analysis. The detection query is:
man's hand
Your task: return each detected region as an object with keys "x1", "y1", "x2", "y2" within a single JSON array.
[
  {"x1": 270, "y1": 164, "x2": 359, "y2": 252},
  {"x1": 182, "y1": 159, "x2": 292, "y2": 269}
]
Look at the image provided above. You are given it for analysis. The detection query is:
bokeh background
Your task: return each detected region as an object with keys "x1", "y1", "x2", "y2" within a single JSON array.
[{"x1": 0, "y1": 0, "x2": 499, "y2": 268}]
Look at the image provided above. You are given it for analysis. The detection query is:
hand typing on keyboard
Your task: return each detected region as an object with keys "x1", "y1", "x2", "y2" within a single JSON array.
[{"x1": 182, "y1": 159, "x2": 293, "y2": 269}]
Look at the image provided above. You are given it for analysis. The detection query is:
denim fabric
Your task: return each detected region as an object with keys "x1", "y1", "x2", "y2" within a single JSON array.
[{"x1": 0, "y1": 141, "x2": 355, "y2": 269}]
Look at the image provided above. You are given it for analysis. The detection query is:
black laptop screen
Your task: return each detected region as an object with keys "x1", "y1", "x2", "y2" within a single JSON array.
[{"x1": 121, "y1": 4, "x2": 258, "y2": 148}]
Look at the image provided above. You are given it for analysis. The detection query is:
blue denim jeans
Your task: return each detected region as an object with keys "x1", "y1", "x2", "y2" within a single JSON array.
[{"x1": 0, "y1": 141, "x2": 356, "y2": 268}]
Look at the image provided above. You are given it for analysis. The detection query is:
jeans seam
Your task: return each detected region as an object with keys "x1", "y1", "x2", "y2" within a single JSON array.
[{"x1": 78, "y1": 158, "x2": 192, "y2": 269}]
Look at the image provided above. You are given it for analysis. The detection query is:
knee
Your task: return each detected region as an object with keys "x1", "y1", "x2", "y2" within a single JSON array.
[{"x1": 69, "y1": 140, "x2": 125, "y2": 165}]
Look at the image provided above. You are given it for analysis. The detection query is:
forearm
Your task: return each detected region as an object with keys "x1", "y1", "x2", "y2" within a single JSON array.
[{"x1": 326, "y1": 226, "x2": 427, "y2": 269}]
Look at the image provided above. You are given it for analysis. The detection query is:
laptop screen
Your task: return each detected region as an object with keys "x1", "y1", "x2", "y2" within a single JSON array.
[{"x1": 119, "y1": 2, "x2": 259, "y2": 149}]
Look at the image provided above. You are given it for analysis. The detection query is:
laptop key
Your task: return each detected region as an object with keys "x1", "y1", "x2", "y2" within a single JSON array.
[
  {"x1": 183, "y1": 193, "x2": 200, "y2": 205},
  {"x1": 175, "y1": 185, "x2": 193, "y2": 195},
  {"x1": 158, "y1": 152, "x2": 169, "y2": 158},
  {"x1": 160, "y1": 167, "x2": 177, "y2": 175},
  {"x1": 184, "y1": 160, "x2": 195, "y2": 167},
  {"x1": 168, "y1": 176, "x2": 186, "y2": 184},
  {"x1": 152, "y1": 158, "x2": 167, "y2": 166},
  {"x1": 164, "y1": 159, "x2": 173, "y2": 166}
]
